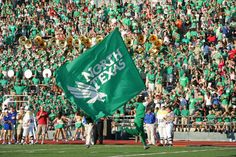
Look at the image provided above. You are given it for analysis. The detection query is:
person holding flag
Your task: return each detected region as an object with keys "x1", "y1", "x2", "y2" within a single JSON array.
[{"x1": 125, "y1": 94, "x2": 152, "y2": 150}]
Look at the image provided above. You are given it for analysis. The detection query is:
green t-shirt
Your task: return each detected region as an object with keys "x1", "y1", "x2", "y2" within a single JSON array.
[
  {"x1": 147, "y1": 73, "x2": 155, "y2": 83},
  {"x1": 189, "y1": 98, "x2": 197, "y2": 109},
  {"x1": 181, "y1": 109, "x2": 189, "y2": 117},
  {"x1": 174, "y1": 108, "x2": 181, "y2": 116},
  {"x1": 221, "y1": 94, "x2": 229, "y2": 105},
  {"x1": 224, "y1": 116, "x2": 231, "y2": 122},
  {"x1": 14, "y1": 85, "x2": 26, "y2": 95},
  {"x1": 195, "y1": 114, "x2": 203, "y2": 122},
  {"x1": 180, "y1": 76, "x2": 189, "y2": 87},
  {"x1": 217, "y1": 116, "x2": 223, "y2": 122},
  {"x1": 32, "y1": 77, "x2": 40, "y2": 85},
  {"x1": 155, "y1": 74, "x2": 162, "y2": 84},
  {"x1": 166, "y1": 66, "x2": 173, "y2": 74},
  {"x1": 206, "y1": 114, "x2": 215, "y2": 122}
]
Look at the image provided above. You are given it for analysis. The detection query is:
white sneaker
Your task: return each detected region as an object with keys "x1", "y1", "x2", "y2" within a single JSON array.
[{"x1": 8, "y1": 142, "x2": 11, "y2": 145}]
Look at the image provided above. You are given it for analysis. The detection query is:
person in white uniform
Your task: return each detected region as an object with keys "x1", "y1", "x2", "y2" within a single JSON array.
[
  {"x1": 164, "y1": 106, "x2": 175, "y2": 146},
  {"x1": 83, "y1": 116, "x2": 94, "y2": 148},
  {"x1": 156, "y1": 104, "x2": 168, "y2": 146},
  {"x1": 21, "y1": 106, "x2": 35, "y2": 145}
]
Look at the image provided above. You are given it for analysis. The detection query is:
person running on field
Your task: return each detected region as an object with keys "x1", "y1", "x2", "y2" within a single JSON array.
[{"x1": 125, "y1": 94, "x2": 151, "y2": 150}]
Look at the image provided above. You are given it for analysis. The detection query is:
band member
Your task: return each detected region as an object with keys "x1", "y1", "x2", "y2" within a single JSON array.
[
  {"x1": 164, "y1": 106, "x2": 175, "y2": 146},
  {"x1": 156, "y1": 104, "x2": 168, "y2": 146}
]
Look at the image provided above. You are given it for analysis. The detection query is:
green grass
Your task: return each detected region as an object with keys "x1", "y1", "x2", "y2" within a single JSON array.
[{"x1": 0, "y1": 144, "x2": 236, "y2": 157}]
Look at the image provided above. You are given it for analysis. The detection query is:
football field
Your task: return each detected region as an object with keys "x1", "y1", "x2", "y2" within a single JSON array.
[{"x1": 0, "y1": 145, "x2": 236, "y2": 157}]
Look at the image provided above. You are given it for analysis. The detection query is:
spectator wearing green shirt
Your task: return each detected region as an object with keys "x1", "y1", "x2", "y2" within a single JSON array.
[
  {"x1": 179, "y1": 73, "x2": 189, "y2": 90},
  {"x1": 155, "y1": 71, "x2": 163, "y2": 94},
  {"x1": 146, "y1": 69, "x2": 155, "y2": 94},
  {"x1": 173, "y1": 105, "x2": 181, "y2": 131},
  {"x1": 205, "y1": 110, "x2": 216, "y2": 132},
  {"x1": 215, "y1": 111, "x2": 224, "y2": 133},
  {"x1": 220, "y1": 91, "x2": 229, "y2": 112},
  {"x1": 192, "y1": 111, "x2": 203, "y2": 132},
  {"x1": 223, "y1": 112, "x2": 231, "y2": 133},
  {"x1": 181, "y1": 105, "x2": 190, "y2": 132}
]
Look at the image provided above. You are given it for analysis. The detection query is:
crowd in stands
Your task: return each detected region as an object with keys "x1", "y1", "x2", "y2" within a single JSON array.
[{"x1": 0, "y1": 0, "x2": 236, "y2": 143}]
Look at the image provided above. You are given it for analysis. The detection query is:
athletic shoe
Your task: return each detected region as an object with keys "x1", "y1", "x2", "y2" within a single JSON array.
[
  {"x1": 144, "y1": 146, "x2": 150, "y2": 150},
  {"x1": 2, "y1": 142, "x2": 7, "y2": 145},
  {"x1": 8, "y1": 142, "x2": 11, "y2": 145},
  {"x1": 41, "y1": 141, "x2": 44, "y2": 145},
  {"x1": 86, "y1": 145, "x2": 90, "y2": 148},
  {"x1": 35, "y1": 141, "x2": 38, "y2": 144}
]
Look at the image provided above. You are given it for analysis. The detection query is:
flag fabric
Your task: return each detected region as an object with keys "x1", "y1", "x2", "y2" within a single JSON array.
[{"x1": 56, "y1": 28, "x2": 145, "y2": 121}]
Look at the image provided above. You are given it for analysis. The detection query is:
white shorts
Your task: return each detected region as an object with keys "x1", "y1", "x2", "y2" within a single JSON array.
[{"x1": 23, "y1": 127, "x2": 34, "y2": 137}]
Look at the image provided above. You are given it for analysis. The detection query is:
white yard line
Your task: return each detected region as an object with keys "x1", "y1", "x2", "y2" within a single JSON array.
[{"x1": 108, "y1": 148, "x2": 236, "y2": 157}]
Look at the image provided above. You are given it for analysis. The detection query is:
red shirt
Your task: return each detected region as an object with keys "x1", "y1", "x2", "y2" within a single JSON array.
[
  {"x1": 207, "y1": 35, "x2": 216, "y2": 43},
  {"x1": 37, "y1": 111, "x2": 48, "y2": 125},
  {"x1": 228, "y1": 49, "x2": 236, "y2": 59}
]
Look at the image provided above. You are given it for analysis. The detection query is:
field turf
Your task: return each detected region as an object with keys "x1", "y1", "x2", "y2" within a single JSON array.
[{"x1": 0, "y1": 144, "x2": 236, "y2": 157}]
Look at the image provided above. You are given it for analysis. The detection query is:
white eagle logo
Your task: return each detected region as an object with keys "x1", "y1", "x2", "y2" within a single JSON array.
[{"x1": 67, "y1": 82, "x2": 107, "y2": 104}]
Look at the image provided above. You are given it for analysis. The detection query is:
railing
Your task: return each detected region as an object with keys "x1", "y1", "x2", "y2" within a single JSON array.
[{"x1": 3, "y1": 95, "x2": 30, "y2": 110}]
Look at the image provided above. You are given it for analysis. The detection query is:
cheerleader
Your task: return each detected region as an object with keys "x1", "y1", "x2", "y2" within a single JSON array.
[
  {"x1": 53, "y1": 113, "x2": 68, "y2": 142},
  {"x1": 72, "y1": 111, "x2": 84, "y2": 141}
]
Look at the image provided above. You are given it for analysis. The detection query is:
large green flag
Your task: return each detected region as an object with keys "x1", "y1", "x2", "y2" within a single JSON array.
[{"x1": 56, "y1": 28, "x2": 145, "y2": 120}]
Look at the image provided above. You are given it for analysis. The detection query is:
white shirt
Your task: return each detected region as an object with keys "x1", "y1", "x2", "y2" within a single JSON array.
[{"x1": 23, "y1": 112, "x2": 34, "y2": 128}]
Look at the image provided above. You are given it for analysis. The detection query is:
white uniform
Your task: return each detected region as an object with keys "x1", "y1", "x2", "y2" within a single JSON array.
[
  {"x1": 84, "y1": 123, "x2": 94, "y2": 147},
  {"x1": 156, "y1": 109, "x2": 168, "y2": 145},
  {"x1": 165, "y1": 111, "x2": 174, "y2": 145},
  {"x1": 22, "y1": 111, "x2": 35, "y2": 144}
]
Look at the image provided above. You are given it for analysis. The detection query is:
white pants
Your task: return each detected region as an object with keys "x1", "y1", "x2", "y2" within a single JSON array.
[
  {"x1": 23, "y1": 126, "x2": 34, "y2": 137},
  {"x1": 146, "y1": 124, "x2": 156, "y2": 145},
  {"x1": 158, "y1": 123, "x2": 167, "y2": 144},
  {"x1": 166, "y1": 123, "x2": 173, "y2": 144},
  {"x1": 84, "y1": 123, "x2": 94, "y2": 146}
]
